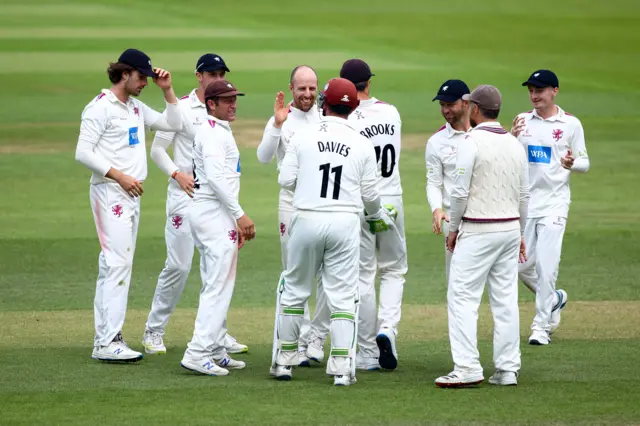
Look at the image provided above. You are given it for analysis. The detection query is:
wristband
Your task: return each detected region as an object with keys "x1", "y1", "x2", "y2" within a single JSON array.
[{"x1": 171, "y1": 170, "x2": 179, "y2": 180}]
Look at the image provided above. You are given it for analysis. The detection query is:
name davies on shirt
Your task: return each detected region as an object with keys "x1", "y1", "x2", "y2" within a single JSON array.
[{"x1": 317, "y1": 141, "x2": 350, "y2": 157}]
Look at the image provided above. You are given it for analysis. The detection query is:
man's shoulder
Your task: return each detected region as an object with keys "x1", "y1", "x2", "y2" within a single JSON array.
[
  {"x1": 363, "y1": 99, "x2": 400, "y2": 117},
  {"x1": 427, "y1": 124, "x2": 448, "y2": 143},
  {"x1": 82, "y1": 91, "x2": 111, "y2": 115}
]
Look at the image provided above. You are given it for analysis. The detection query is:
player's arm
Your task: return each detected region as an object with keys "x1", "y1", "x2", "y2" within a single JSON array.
[
  {"x1": 75, "y1": 105, "x2": 143, "y2": 196},
  {"x1": 150, "y1": 131, "x2": 194, "y2": 197},
  {"x1": 425, "y1": 139, "x2": 444, "y2": 212},
  {"x1": 257, "y1": 116, "x2": 281, "y2": 164},
  {"x1": 518, "y1": 147, "x2": 531, "y2": 233},
  {"x1": 361, "y1": 144, "x2": 382, "y2": 216},
  {"x1": 568, "y1": 121, "x2": 590, "y2": 173},
  {"x1": 202, "y1": 132, "x2": 245, "y2": 220},
  {"x1": 277, "y1": 134, "x2": 299, "y2": 191},
  {"x1": 448, "y1": 136, "x2": 477, "y2": 232}
]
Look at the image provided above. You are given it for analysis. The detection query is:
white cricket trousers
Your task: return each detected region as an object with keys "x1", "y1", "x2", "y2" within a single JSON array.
[
  {"x1": 357, "y1": 195, "x2": 408, "y2": 358},
  {"x1": 276, "y1": 211, "x2": 359, "y2": 376},
  {"x1": 518, "y1": 216, "x2": 566, "y2": 332},
  {"x1": 443, "y1": 220, "x2": 453, "y2": 284},
  {"x1": 89, "y1": 183, "x2": 140, "y2": 347},
  {"x1": 184, "y1": 199, "x2": 238, "y2": 360},
  {"x1": 448, "y1": 229, "x2": 521, "y2": 376},
  {"x1": 279, "y1": 206, "x2": 328, "y2": 347}
]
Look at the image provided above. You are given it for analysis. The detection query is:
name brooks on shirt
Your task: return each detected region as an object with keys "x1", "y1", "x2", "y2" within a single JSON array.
[
  {"x1": 317, "y1": 141, "x2": 350, "y2": 157},
  {"x1": 359, "y1": 123, "x2": 395, "y2": 139}
]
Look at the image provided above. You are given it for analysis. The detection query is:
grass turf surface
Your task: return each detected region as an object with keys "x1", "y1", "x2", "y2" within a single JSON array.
[{"x1": 1, "y1": 0, "x2": 640, "y2": 424}]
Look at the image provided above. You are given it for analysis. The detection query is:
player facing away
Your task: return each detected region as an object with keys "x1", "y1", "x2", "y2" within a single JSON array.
[
  {"x1": 305, "y1": 59, "x2": 408, "y2": 371},
  {"x1": 435, "y1": 85, "x2": 530, "y2": 388},
  {"x1": 426, "y1": 79, "x2": 471, "y2": 283},
  {"x1": 75, "y1": 48, "x2": 183, "y2": 362},
  {"x1": 257, "y1": 65, "x2": 327, "y2": 366},
  {"x1": 511, "y1": 70, "x2": 590, "y2": 345},
  {"x1": 180, "y1": 80, "x2": 256, "y2": 376},
  {"x1": 142, "y1": 53, "x2": 247, "y2": 355},
  {"x1": 271, "y1": 78, "x2": 395, "y2": 386}
]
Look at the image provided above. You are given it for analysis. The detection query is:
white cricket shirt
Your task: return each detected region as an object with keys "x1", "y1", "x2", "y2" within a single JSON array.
[
  {"x1": 425, "y1": 122, "x2": 469, "y2": 213},
  {"x1": 516, "y1": 106, "x2": 590, "y2": 218},
  {"x1": 278, "y1": 116, "x2": 381, "y2": 215},
  {"x1": 347, "y1": 97, "x2": 403, "y2": 196},
  {"x1": 75, "y1": 89, "x2": 182, "y2": 184},
  {"x1": 151, "y1": 89, "x2": 207, "y2": 191},
  {"x1": 257, "y1": 104, "x2": 321, "y2": 210},
  {"x1": 192, "y1": 115, "x2": 244, "y2": 220}
]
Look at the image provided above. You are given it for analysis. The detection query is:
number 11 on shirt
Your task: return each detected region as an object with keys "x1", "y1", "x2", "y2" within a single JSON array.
[{"x1": 319, "y1": 163, "x2": 342, "y2": 200}]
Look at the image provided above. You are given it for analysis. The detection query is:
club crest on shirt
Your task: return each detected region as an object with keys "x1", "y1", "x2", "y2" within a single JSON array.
[
  {"x1": 112, "y1": 204, "x2": 123, "y2": 218},
  {"x1": 279, "y1": 222, "x2": 286, "y2": 236},
  {"x1": 133, "y1": 107, "x2": 139, "y2": 116},
  {"x1": 228, "y1": 230, "x2": 238, "y2": 243},
  {"x1": 552, "y1": 129, "x2": 564, "y2": 142},
  {"x1": 172, "y1": 215, "x2": 183, "y2": 229}
]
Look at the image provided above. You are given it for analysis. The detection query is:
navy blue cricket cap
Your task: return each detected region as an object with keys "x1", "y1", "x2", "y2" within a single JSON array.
[
  {"x1": 196, "y1": 53, "x2": 230, "y2": 73},
  {"x1": 118, "y1": 48, "x2": 156, "y2": 77},
  {"x1": 522, "y1": 69, "x2": 559, "y2": 88},
  {"x1": 432, "y1": 79, "x2": 470, "y2": 102},
  {"x1": 340, "y1": 59, "x2": 375, "y2": 84}
]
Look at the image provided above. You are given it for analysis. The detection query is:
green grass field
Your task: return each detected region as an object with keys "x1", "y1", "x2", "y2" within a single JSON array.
[{"x1": 1, "y1": 0, "x2": 640, "y2": 424}]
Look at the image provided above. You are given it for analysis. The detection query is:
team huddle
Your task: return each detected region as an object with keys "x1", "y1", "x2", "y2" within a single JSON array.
[{"x1": 75, "y1": 48, "x2": 589, "y2": 388}]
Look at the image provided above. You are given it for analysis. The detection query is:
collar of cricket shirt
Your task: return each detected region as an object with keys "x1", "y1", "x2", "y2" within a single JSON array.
[
  {"x1": 445, "y1": 122, "x2": 469, "y2": 138},
  {"x1": 206, "y1": 114, "x2": 231, "y2": 131},
  {"x1": 288, "y1": 104, "x2": 319, "y2": 120},
  {"x1": 321, "y1": 115, "x2": 355, "y2": 130},
  {"x1": 102, "y1": 88, "x2": 132, "y2": 107},
  {"x1": 358, "y1": 97, "x2": 378, "y2": 107},
  {"x1": 189, "y1": 88, "x2": 205, "y2": 109},
  {"x1": 531, "y1": 105, "x2": 566, "y2": 123},
  {"x1": 471, "y1": 121, "x2": 508, "y2": 134}
]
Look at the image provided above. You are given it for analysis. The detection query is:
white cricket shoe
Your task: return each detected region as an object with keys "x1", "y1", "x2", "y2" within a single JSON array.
[
  {"x1": 215, "y1": 354, "x2": 246, "y2": 370},
  {"x1": 305, "y1": 337, "x2": 325, "y2": 363},
  {"x1": 298, "y1": 347, "x2": 311, "y2": 367},
  {"x1": 334, "y1": 375, "x2": 357, "y2": 386},
  {"x1": 356, "y1": 354, "x2": 381, "y2": 371},
  {"x1": 489, "y1": 370, "x2": 518, "y2": 386},
  {"x1": 274, "y1": 365, "x2": 293, "y2": 381},
  {"x1": 181, "y1": 357, "x2": 229, "y2": 376},
  {"x1": 435, "y1": 371, "x2": 484, "y2": 388},
  {"x1": 141, "y1": 330, "x2": 166, "y2": 355},
  {"x1": 224, "y1": 334, "x2": 248, "y2": 354},
  {"x1": 549, "y1": 289, "x2": 568, "y2": 334},
  {"x1": 92, "y1": 332, "x2": 143, "y2": 362},
  {"x1": 376, "y1": 327, "x2": 398, "y2": 370},
  {"x1": 529, "y1": 330, "x2": 551, "y2": 345}
]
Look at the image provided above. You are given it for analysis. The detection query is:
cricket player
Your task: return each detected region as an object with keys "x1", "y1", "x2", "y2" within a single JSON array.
[
  {"x1": 272, "y1": 78, "x2": 395, "y2": 386},
  {"x1": 511, "y1": 70, "x2": 590, "y2": 345},
  {"x1": 142, "y1": 53, "x2": 247, "y2": 355},
  {"x1": 257, "y1": 65, "x2": 328, "y2": 366},
  {"x1": 75, "y1": 48, "x2": 183, "y2": 362},
  {"x1": 180, "y1": 80, "x2": 256, "y2": 376},
  {"x1": 426, "y1": 79, "x2": 471, "y2": 282},
  {"x1": 305, "y1": 59, "x2": 408, "y2": 371},
  {"x1": 435, "y1": 85, "x2": 530, "y2": 388}
]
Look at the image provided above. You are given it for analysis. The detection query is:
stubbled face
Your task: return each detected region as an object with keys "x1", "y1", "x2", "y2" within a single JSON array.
[
  {"x1": 198, "y1": 70, "x2": 226, "y2": 88},
  {"x1": 124, "y1": 70, "x2": 148, "y2": 96},
  {"x1": 468, "y1": 102, "x2": 480, "y2": 127},
  {"x1": 209, "y1": 96, "x2": 238, "y2": 122},
  {"x1": 439, "y1": 99, "x2": 467, "y2": 125},
  {"x1": 528, "y1": 85, "x2": 558, "y2": 111},
  {"x1": 290, "y1": 67, "x2": 317, "y2": 112}
]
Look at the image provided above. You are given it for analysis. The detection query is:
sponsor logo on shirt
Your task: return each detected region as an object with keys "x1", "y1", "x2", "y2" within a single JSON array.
[
  {"x1": 128, "y1": 127, "x2": 139, "y2": 146},
  {"x1": 528, "y1": 145, "x2": 551, "y2": 164}
]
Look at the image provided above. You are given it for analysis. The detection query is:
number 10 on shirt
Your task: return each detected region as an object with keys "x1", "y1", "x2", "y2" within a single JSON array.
[{"x1": 319, "y1": 163, "x2": 342, "y2": 200}]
